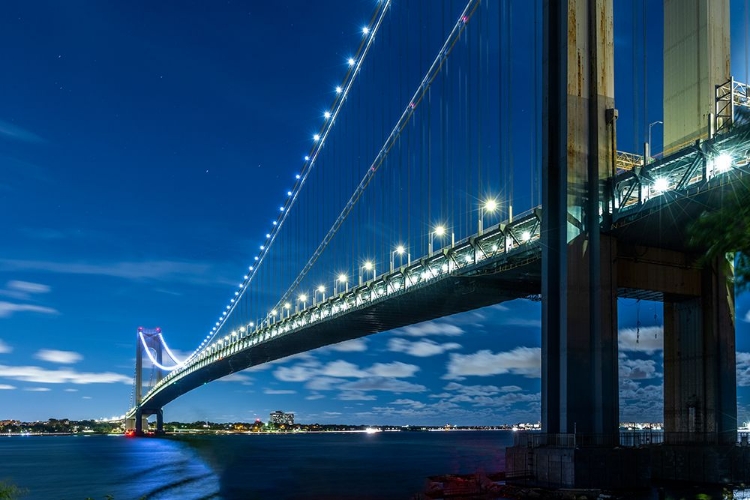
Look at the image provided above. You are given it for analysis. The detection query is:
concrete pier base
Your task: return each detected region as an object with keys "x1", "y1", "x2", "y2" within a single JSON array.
[
  {"x1": 506, "y1": 445, "x2": 650, "y2": 490},
  {"x1": 507, "y1": 442, "x2": 750, "y2": 489},
  {"x1": 651, "y1": 445, "x2": 750, "y2": 485}
]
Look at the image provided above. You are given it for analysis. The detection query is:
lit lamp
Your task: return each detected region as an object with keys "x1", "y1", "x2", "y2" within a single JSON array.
[
  {"x1": 335, "y1": 273, "x2": 348, "y2": 294},
  {"x1": 284, "y1": 302, "x2": 291, "y2": 318},
  {"x1": 391, "y1": 245, "x2": 410, "y2": 272},
  {"x1": 429, "y1": 225, "x2": 446, "y2": 256},
  {"x1": 314, "y1": 285, "x2": 326, "y2": 305},
  {"x1": 360, "y1": 260, "x2": 375, "y2": 286},
  {"x1": 479, "y1": 199, "x2": 498, "y2": 235},
  {"x1": 298, "y1": 294, "x2": 308, "y2": 311}
]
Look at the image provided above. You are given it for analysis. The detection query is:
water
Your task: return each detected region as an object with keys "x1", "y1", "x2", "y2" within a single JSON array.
[{"x1": 0, "y1": 430, "x2": 510, "y2": 499}]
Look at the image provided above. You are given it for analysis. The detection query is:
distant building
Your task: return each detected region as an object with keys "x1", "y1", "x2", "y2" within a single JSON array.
[{"x1": 269, "y1": 410, "x2": 294, "y2": 426}]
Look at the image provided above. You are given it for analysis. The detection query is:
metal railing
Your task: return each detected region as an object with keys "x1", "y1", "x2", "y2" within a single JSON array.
[{"x1": 514, "y1": 431, "x2": 750, "y2": 448}]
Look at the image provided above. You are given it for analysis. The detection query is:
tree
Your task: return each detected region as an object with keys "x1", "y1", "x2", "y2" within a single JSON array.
[{"x1": 0, "y1": 480, "x2": 27, "y2": 499}]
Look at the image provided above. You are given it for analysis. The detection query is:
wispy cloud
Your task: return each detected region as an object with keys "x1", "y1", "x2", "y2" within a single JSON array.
[
  {"x1": 339, "y1": 378, "x2": 426, "y2": 393},
  {"x1": 274, "y1": 360, "x2": 420, "y2": 383},
  {"x1": 0, "y1": 259, "x2": 235, "y2": 287},
  {"x1": 501, "y1": 317, "x2": 541, "y2": 328},
  {"x1": 304, "y1": 377, "x2": 346, "y2": 391},
  {"x1": 264, "y1": 389, "x2": 296, "y2": 395},
  {"x1": 0, "y1": 301, "x2": 59, "y2": 318},
  {"x1": 388, "y1": 337, "x2": 461, "y2": 357},
  {"x1": 7, "y1": 280, "x2": 50, "y2": 294},
  {"x1": 338, "y1": 391, "x2": 377, "y2": 401},
  {"x1": 1, "y1": 280, "x2": 51, "y2": 300},
  {"x1": 35, "y1": 349, "x2": 83, "y2": 364},
  {"x1": 0, "y1": 119, "x2": 44, "y2": 143},
  {"x1": 745, "y1": 310, "x2": 750, "y2": 323},
  {"x1": 393, "y1": 320, "x2": 464, "y2": 337},
  {"x1": 0, "y1": 384, "x2": 15, "y2": 390},
  {"x1": 0, "y1": 339, "x2": 11, "y2": 354},
  {"x1": 0, "y1": 364, "x2": 131, "y2": 384},
  {"x1": 217, "y1": 372, "x2": 254, "y2": 385},
  {"x1": 329, "y1": 339, "x2": 368, "y2": 352},
  {"x1": 443, "y1": 382, "x2": 522, "y2": 396},
  {"x1": 619, "y1": 326, "x2": 663, "y2": 354},
  {"x1": 444, "y1": 347, "x2": 541, "y2": 380},
  {"x1": 24, "y1": 387, "x2": 51, "y2": 392},
  {"x1": 391, "y1": 398, "x2": 427, "y2": 409}
]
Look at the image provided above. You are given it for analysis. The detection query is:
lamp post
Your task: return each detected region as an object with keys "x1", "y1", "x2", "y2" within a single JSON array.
[
  {"x1": 478, "y1": 199, "x2": 498, "y2": 235},
  {"x1": 314, "y1": 285, "x2": 326, "y2": 305},
  {"x1": 269, "y1": 309, "x2": 278, "y2": 325},
  {"x1": 391, "y1": 245, "x2": 411, "y2": 272},
  {"x1": 335, "y1": 273, "x2": 348, "y2": 294},
  {"x1": 298, "y1": 293, "x2": 308, "y2": 312},
  {"x1": 429, "y1": 225, "x2": 446, "y2": 256},
  {"x1": 360, "y1": 260, "x2": 375, "y2": 286},
  {"x1": 283, "y1": 302, "x2": 291, "y2": 318},
  {"x1": 647, "y1": 120, "x2": 663, "y2": 163}
]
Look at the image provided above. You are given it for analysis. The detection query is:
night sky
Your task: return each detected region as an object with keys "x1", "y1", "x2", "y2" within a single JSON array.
[{"x1": 1, "y1": 0, "x2": 749, "y2": 427}]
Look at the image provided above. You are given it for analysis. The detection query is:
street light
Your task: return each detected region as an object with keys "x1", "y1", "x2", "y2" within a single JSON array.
[
  {"x1": 269, "y1": 309, "x2": 278, "y2": 325},
  {"x1": 284, "y1": 302, "x2": 291, "y2": 318},
  {"x1": 298, "y1": 293, "x2": 308, "y2": 311},
  {"x1": 335, "y1": 273, "x2": 348, "y2": 294},
  {"x1": 429, "y1": 225, "x2": 446, "y2": 256},
  {"x1": 391, "y1": 245, "x2": 411, "y2": 272},
  {"x1": 479, "y1": 198, "x2": 498, "y2": 234},
  {"x1": 360, "y1": 260, "x2": 375, "y2": 285},
  {"x1": 647, "y1": 120, "x2": 663, "y2": 163},
  {"x1": 314, "y1": 285, "x2": 326, "y2": 304}
]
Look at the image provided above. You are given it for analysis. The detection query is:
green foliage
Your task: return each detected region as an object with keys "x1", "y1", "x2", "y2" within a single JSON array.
[
  {"x1": 0, "y1": 480, "x2": 27, "y2": 499},
  {"x1": 688, "y1": 175, "x2": 750, "y2": 291}
]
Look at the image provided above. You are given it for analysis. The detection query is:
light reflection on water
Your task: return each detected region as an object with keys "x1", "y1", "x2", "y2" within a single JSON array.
[{"x1": 0, "y1": 434, "x2": 220, "y2": 499}]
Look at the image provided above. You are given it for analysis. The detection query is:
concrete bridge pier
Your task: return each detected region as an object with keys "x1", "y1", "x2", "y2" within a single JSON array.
[
  {"x1": 131, "y1": 407, "x2": 164, "y2": 436},
  {"x1": 663, "y1": 257, "x2": 736, "y2": 444}
]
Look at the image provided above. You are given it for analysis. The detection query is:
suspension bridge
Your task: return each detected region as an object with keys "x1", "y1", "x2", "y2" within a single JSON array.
[{"x1": 126, "y1": 0, "x2": 750, "y2": 488}]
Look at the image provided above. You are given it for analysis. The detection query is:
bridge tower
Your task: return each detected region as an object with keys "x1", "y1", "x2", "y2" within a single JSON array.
[
  {"x1": 663, "y1": 0, "x2": 731, "y2": 153},
  {"x1": 660, "y1": 0, "x2": 737, "y2": 452},
  {"x1": 130, "y1": 326, "x2": 165, "y2": 435},
  {"x1": 507, "y1": 0, "x2": 738, "y2": 489}
]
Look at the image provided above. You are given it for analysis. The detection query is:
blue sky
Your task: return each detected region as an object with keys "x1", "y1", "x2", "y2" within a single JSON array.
[{"x1": 1, "y1": 1, "x2": 749, "y2": 427}]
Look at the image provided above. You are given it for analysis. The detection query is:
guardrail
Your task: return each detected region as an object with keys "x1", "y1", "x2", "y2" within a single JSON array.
[{"x1": 509, "y1": 431, "x2": 750, "y2": 448}]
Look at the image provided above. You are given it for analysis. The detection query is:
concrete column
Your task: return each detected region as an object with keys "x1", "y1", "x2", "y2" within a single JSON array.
[
  {"x1": 135, "y1": 408, "x2": 143, "y2": 434},
  {"x1": 663, "y1": 0, "x2": 730, "y2": 153},
  {"x1": 541, "y1": 0, "x2": 619, "y2": 437},
  {"x1": 663, "y1": 256, "x2": 736, "y2": 444},
  {"x1": 156, "y1": 409, "x2": 164, "y2": 433}
]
